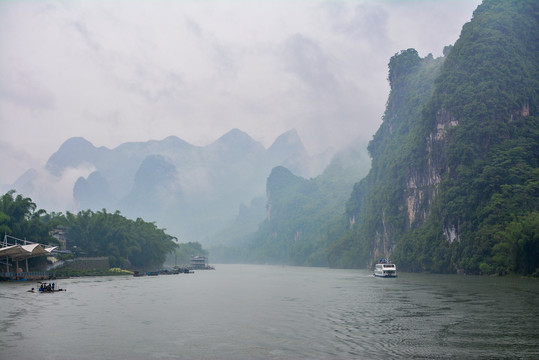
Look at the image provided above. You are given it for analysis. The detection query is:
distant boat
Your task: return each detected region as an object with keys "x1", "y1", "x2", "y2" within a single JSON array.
[
  {"x1": 373, "y1": 259, "x2": 397, "y2": 278},
  {"x1": 37, "y1": 282, "x2": 66, "y2": 292},
  {"x1": 189, "y1": 255, "x2": 214, "y2": 270}
]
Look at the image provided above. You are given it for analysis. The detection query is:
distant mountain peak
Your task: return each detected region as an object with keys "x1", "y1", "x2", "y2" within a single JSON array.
[
  {"x1": 45, "y1": 137, "x2": 105, "y2": 176},
  {"x1": 214, "y1": 128, "x2": 252, "y2": 144},
  {"x1": 209, "y1": 128, "x2": 264, "y2": 154},
  {"x1": 58, "y1": 137, "x2": 96, "y2": 151},
  {"x1": 268, "y1": 129, "x2": 307, "y2": 157},
  {"x1": 134, "y1": 155, "x2": 177, "y2": 189}
]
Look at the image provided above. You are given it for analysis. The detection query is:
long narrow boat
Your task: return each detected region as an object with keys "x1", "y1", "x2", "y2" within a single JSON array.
[{"x1": 36, "y1": 282, "x2": 66, "y2": 292}]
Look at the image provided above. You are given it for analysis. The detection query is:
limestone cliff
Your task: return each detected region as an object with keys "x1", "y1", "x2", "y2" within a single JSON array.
[{"x1": 329, "y1": 0, "x2": 539, "y2": 275}]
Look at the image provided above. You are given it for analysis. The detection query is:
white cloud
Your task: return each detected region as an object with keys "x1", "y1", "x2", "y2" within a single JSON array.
[
  {"x1": 0, "y1": 0, "x2": 481, "y2": 189},
  {"x1": 2, "y1": 162, "x2": 96, "y2": 212},
  {"x1": 0, "y1": 140, "x2": 42, "y2": 186},
  {"x1": 33, "y1": 165, "x2": 97, "y2": 212}
]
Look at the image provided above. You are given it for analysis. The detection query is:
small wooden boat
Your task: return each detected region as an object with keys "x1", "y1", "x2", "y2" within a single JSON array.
[{"x1": 37, "y1": 282, "x2": 66, "y2": 292}]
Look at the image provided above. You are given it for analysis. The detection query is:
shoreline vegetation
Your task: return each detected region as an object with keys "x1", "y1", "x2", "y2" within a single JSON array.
[
  {"x1": 52, "y1": 267, "x2": 134, "y2": 278},
  {"x1": 1, "y1": 189, "x2": 210, "y2": 279}
]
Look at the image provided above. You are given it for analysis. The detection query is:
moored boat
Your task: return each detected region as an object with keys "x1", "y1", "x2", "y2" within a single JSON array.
[{"x1": 373, "y1": 259, "x2": 397, "y2": 278}]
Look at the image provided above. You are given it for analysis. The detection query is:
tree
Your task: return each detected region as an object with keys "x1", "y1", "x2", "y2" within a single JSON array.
[{"x1": 0, "y1": 190, "x2": 53, "y2": 243}]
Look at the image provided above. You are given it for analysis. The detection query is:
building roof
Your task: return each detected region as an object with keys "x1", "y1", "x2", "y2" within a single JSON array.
[{"x1": 0, "y1": 243, "x2": 56, "y2": 260}]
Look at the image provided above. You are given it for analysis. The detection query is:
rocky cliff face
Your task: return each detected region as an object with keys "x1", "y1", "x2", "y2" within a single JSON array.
[
  {"x1": 343, "y1": 49, "x2": 446, "y2": 263},
  {"x1": 330, "y1": 0, "x2": 539, "y2": 273},
  {"x1": 407, "y1": 107, "x2": 457, "y2": 230}
]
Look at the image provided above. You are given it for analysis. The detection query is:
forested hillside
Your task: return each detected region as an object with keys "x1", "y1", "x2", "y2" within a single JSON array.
[
  {"x1": 328, "y1": 0, "x2": 539, "y2": 276},
  {"x1": 222, "y1": 143, "x2": 370, "y2": 266}
]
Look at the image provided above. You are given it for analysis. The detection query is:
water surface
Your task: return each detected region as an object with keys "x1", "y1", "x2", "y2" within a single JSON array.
[{"x1": 1, "y1": 264, "x2": 537, "y2": 359}]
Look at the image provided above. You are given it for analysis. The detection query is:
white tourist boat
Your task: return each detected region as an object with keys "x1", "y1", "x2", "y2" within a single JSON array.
[{"x1": 373, "y1": 259, "x2": 397, "y2": 277}]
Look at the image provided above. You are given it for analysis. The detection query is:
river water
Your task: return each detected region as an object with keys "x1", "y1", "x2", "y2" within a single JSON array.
[{"x1": 1, "y1": 264, "x2": 538, "y2": 359}]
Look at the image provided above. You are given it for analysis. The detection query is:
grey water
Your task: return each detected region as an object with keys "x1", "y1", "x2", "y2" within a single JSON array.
[{"x1": 1, "y1": 264, "x2": 537, "y2": 359}]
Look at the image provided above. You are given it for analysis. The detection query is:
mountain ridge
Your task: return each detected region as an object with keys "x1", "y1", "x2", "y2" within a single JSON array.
[{"x1": 11, "y1": 129, "x2": 335, "y2": 243}]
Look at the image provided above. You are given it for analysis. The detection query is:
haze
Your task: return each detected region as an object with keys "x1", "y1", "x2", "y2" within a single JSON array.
[{"x1": 0, "y1": 0, "x2": 480, "y2": 188}]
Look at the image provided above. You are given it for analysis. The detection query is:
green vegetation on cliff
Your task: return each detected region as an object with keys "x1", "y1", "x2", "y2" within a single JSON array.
[
  {"x1": 328, "y1": 49, "x2": 446, "y2": 269},
  {"x1": 231, "y1": 144, "x2": 370, "y2": 266},
  {"x1": 329, "y1": 0, "x2": 539, "y2": 276}
]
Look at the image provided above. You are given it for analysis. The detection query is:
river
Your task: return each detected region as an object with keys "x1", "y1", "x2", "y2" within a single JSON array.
[{"x1": 1, "y1": 264, "x2": 537, "y2": 359}]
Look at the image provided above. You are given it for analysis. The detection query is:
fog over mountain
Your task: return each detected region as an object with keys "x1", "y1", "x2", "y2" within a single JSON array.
[
  {"x1": 1, "y1": 0, "x2": 481, "y2": 187},
  {"x1": 7, "y1": 128, "x2": 342, "y2": 242}
]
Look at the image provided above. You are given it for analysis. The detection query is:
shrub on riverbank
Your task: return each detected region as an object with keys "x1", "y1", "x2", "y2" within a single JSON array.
[{"x1": 53, "y1": 268, "x2": 133, "y2": 277}]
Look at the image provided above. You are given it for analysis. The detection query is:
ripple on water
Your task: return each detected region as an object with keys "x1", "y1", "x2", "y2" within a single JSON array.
[{"x1": 0, "y1": 266, "x2": 538, "y2": 359}]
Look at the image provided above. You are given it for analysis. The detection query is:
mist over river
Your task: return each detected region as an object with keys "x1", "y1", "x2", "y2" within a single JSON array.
[{"x1": 1, "y1": 264, "x2": 537, "y2": 359}]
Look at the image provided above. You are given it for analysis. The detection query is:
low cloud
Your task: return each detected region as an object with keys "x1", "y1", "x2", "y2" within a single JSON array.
[
  {"x1": 0, "y1": 71, "x2": 55, "y2": 110},
  {"x1": 9, "y1": 164, "x2": 96, "y2": 213},
  {"x1": 0, "y1": 0, "x2": 482, "y2": 187}
]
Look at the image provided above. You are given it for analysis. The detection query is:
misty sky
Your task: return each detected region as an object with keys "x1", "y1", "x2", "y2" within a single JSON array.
[{"x1": 0, "y1": 0, "x2": 481, "y2": 186}]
